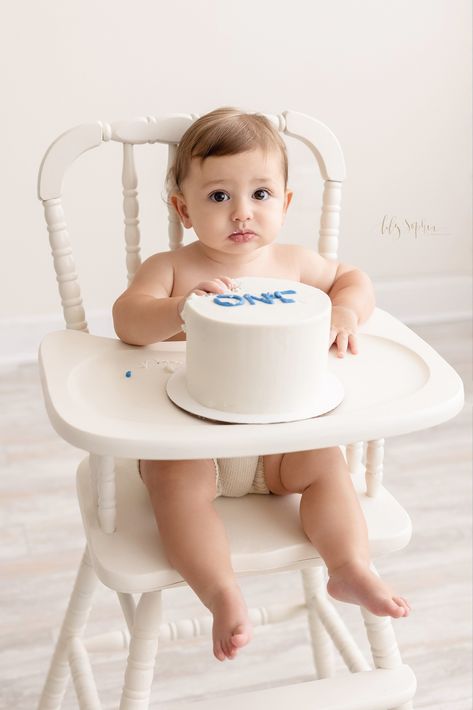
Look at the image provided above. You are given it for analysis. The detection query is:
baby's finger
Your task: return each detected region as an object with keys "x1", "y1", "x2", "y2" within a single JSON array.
[
  {"x1": 336, "y1": 332, "x2": 349, "y2": 358},
  {"x1": 329, "y1": 327, "x2": 338, "y2": 348},
  {"x1": 212, "y1": 277, "x2": 236, "y2": 293},
  {"x1": 348, "y1": 333, "x2": 359, "y2": 355},
  {"x1": 217, "y1": 276, "x2": 236, "y2": 290},
  {"x1": 195, "y1": 280, "x2": 227, "y2": 294}
]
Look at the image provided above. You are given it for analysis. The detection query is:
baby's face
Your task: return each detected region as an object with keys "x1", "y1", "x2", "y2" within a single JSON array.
[{"x1": 172, "y1": 149, "x2": 292, "y2": 259}]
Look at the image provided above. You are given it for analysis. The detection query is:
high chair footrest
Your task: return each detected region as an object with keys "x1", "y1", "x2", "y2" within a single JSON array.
[{"x1": 159, "y1": 665, "x2": 416, "y2": 710}]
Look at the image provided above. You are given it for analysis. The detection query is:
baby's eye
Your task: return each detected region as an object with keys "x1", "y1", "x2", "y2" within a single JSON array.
[
  {"x1": 209, "y1": 191, "x2": 230, "y2": 202},
  {"x1": 253, "y1": 189, "x2": 270, "y2": 201}
]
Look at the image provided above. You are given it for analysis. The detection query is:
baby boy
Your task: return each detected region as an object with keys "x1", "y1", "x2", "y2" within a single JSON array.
[{"x1": 113, "y1": 107, "x2": 410, "y2": 662}]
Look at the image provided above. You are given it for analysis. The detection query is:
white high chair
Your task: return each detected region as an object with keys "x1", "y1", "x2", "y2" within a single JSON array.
[{"x1": 37, "y1": 111, "x2": 464, "y2": 710}]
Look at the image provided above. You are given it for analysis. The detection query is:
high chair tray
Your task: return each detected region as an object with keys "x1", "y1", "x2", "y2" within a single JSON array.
[{"x1": 39, "y1": 308, "x2": 464, "y2": 459}]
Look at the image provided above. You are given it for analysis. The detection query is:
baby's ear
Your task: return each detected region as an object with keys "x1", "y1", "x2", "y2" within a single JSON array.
[
  {"x1": 283, "y1": 189, "x2": 294, "y2": 214},
  {"x1": 170, "y1": 193, "x2": 192, "y2": 228}
]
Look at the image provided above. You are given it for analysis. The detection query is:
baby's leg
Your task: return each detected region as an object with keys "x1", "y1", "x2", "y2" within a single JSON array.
[
  {"x1": 263, "y1": 449, "x2": 410, "y2": 618},
  {"x1": 140, "y1": 459, "x2": 252, "y2": 661}
]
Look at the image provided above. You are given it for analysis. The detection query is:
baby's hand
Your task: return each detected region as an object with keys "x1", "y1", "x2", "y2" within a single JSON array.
[
  {"x1": 329, "y1": 305, "x2": 359, "y2": 358},
  {"x1": 178, "y1": 277, "x2": 236, "y2": 317}
]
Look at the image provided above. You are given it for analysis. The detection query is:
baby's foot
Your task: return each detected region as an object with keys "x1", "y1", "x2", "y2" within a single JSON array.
[
  {"x1": 327, "y1": 560, "x2": 411, "y2": 618},
  {"x1": 208, "y1": 584, "x2": 253, "y2": 661}
]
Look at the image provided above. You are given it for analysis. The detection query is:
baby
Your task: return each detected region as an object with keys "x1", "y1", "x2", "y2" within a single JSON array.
[{"x1": 113, "y1": 107, "x2": 410, "y2": 662}]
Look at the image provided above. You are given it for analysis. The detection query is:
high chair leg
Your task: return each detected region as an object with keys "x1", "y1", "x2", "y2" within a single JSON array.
[
  {"x1": 301, "y1": 566, "x2": 335, "y2": 678},
  {"x1": 360, "y1": 570, "x2": 414, "y2": 710},
  {"x1": 119, "y1": 590, "x2": 163, "y2": 710},
  {"x1": 38, "y1": 547, "x2": 99, "y2": 710},
  {"x1": 302, "y1": 566, "x2": 371, "y2": 677},
  {"x1": 117, "y1": 592, "x2": 137, "y2": 633}
]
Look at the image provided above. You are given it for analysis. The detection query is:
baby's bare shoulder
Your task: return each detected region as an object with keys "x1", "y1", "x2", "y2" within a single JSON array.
[
  {"x1": 128, "y1": 243, "x2": 198, "y2": 296},
  {"x1": 276, "y1": 244, "x2": 339, "y2": 292},
  {"x1": 137, "y1": 249, "x2": 175, "y2": 275},
  {"x1": 138, "y1": 243, "x2": 196, "y2": 273},
  {"x1": 123, "y1": 249, "x2": 176, "y2": 298}
]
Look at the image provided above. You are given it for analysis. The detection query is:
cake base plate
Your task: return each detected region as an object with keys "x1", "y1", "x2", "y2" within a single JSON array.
[{"x1": 166, "y1": 366, "x2": 344, "y2": 424}]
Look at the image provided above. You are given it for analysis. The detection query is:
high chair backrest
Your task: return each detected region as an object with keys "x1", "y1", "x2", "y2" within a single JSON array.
[{"x1": 38, "y1": 111, "x2": 346, "y2": 333}]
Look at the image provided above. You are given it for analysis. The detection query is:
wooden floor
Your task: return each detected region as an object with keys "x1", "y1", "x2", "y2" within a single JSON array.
[{"x1": 0, "y1": 320, "x2": 471, "y2": 710}]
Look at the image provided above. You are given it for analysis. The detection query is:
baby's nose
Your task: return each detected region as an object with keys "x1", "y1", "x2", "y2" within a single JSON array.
[{"x1": 231, "y1": 197, "x2": 253, "y2": 222}]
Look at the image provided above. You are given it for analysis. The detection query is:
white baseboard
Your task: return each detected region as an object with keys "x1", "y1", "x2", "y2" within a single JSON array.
[
  {"x1": 1, "y1": 275, "x2": 471, "y2": 367},
  {"x1": 373, "y1": 274, "x2": 472, "y2": 325}
]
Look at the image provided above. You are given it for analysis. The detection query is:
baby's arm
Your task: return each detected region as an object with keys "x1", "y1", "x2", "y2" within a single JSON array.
[
  {"x1": 112, "y1": 253, "x2": 182, "y2": 345},
  {"x1": 328, "y1": 266, "x2": 375, "y2": 357},
  {"x1": 112, "y1": 253, "x2": 234, "y2": 345},
  {"x1": 297, "y1": 247, "x2": 375, "y2": 357}
]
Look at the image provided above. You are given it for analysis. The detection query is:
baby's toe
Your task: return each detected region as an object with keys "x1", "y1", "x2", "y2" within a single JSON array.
[
  {"x1": 393, "y1": 596, "x2": 410, "y2": 616},
  {"x1": 232, "y1": 626, "x2": 250, "y2": 648},
  {"x1": 213, "y1": 641, "x2": 226, "y2": 662},
  {"x1": 223, "y1": 638, "x2": 235, "y2": 659},
  {"x1": 400, "y1": 596, "x2": 411, "y2": 611},
  {"x1": 371, "y1": 595, "x2": 403, "y2": 618},
  {"x1": 391, "y1": 606, "x2": 405, "y2": 618}
]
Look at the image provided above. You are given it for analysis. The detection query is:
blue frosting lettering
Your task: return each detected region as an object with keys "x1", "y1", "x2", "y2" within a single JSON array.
[
  {"x1": 243, "y1": 292, "x2": 275, "y2": 305},
  {"x1": 213, "y1": 294, "x2": 245, "y2": 307},
  {"x1": 274, "y1": 289, "x2": 296, "y2": 303},
  {"x1": 214, "y1": 289, "x2": 298, "y2": 307}
]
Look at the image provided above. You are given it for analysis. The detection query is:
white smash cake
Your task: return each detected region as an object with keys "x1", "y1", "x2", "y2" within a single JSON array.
[{"x1": 168, "y1": 276, "x2": 343, "y2": 423}]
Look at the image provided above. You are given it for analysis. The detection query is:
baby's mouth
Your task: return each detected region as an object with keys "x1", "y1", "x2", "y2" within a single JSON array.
[{"x1": 228, "y1": 231, "x2": 256, "y2": 243}]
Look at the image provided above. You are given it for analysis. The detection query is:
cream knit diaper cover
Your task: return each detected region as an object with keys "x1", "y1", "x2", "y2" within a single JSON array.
[
  {"x1": 137, "y1": 456, "x2": 270, "y2": 498},
  {"x1": 214, "y1": 456, "x2": 270, "y2": 498}
]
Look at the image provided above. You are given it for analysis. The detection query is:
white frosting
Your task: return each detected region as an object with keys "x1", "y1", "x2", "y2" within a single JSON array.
[{"x1": 181, "y1": 276, "x2": 331, "y2": 416}]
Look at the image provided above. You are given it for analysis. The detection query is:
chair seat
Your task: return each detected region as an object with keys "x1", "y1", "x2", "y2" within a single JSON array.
[{"x1": 77, "y1": 457, "x2": 412, "y2": 594}]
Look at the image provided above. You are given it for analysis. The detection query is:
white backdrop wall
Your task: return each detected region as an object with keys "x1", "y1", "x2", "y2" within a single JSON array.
[{"x1": 1, "y1": 0, "x2": 471, "y2": 360}]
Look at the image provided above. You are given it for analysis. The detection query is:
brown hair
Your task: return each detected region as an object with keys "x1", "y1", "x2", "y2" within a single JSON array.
[{"x1": 167, "y1": 107, "x2": 288, "y2": 193}]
